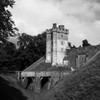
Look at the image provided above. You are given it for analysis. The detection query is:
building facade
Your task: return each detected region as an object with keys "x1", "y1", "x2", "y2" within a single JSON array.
[
  {"x1": 18, "y1": 23, "x2": 100, "y2": 93},
  {"x1": 46, "y1": 23, "x2": 69, "y2": 66},
  {"x1": 18, "y1": 23, "x2": 70, "y2": 93}
]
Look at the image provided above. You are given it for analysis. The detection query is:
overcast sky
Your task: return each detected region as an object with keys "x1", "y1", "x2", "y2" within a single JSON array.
[{"x1": 9, "y1": 0, "x2": 100, "y2": 46}]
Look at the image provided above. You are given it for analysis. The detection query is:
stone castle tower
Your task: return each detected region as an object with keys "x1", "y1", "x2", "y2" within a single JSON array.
[{"x1": 45, "y1": 23, "x2": 69, "y2": 66}]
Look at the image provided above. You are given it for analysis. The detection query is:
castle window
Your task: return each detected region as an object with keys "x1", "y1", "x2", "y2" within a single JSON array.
[
  {"x1": 61, "y1": 41, "x2": 64, "y2": 45},
  {"x1": 61, "y1": 48, "x2": 64, "y2": 51},
  {"x1": 61, "y1": 34, "x2": 63, "y2": 38}
]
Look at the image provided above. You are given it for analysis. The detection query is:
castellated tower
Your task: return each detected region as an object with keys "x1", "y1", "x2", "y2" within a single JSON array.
[{"x1": 45, "y1": 23, "x2": 69, "y2": 66}]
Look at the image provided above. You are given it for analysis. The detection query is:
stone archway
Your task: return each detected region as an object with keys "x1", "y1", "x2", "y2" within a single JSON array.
[
  {"x1": 40, "y1": 76, "x2": 51, "y2": 91},
  {"x1": 22, "y1": 77, "x2": 35, "y2": 90}
]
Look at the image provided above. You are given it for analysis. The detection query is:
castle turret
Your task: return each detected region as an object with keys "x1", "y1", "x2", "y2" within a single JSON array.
[{"x1": 45, "y1": 23, "x2": 69, "y2": 66}]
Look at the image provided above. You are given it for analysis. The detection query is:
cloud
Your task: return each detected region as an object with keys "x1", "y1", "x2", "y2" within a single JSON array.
[{"x1": 9, "y1": 0, "x2": 100, "y2": 46}]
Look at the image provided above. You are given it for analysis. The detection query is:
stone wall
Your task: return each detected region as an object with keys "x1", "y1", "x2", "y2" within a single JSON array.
[
  {"x1": 45, "y1": 30, "x2": 51, "y2": 63},
  {"x1": 67, "y1": 45, "x2": 100, "y2": 68},
  {"x1": 45, "y1": 23, "x2": 69, "y2": 66},
  {"x1": 18, "y1": 71, "x2": 70, "y2": 93}
]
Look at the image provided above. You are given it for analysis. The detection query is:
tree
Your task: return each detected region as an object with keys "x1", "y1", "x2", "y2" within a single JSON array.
[
  {"x1": 4, "y1": 41, "x2": 16, "y2": 55},
  {"x1": 0, "y1": 31, "x2": 46, "y2": 70},
  {"x1": 82, "y1": 39, "x2": 90, "y2": 47},
  {"x1": 12, "y1": 32, "x2": 46, "y2": 70},
  {"x1": 17, "y1": 33, "x2": 34, "y2": 50},
  {"x1": 68, "y1": 42, "x2": 76, "y2": 49},
  {"x1": 72, "y1": 45, "x2": 76, "y2": 48},
  {"x1": 68, "y1": 42, "x2": 72, "y2": 48},
  {"x1": 0, "y1": 0, "x2": 18, "y2": 43},
  {"x1": 26, "y1": 32, "x2": 46, "y2": 57}
]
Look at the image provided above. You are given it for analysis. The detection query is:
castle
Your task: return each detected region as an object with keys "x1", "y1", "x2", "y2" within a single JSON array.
[
  {"x1": 45, "y1": 23, "x2": 69, "y2": 66},
  {"x1": 18, "y1": 23, "x2": 100, "y2": 93}
]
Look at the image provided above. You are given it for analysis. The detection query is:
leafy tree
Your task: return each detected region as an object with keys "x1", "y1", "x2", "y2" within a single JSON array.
[
  {"x1": 68, "y1": 42, "x2": 76, "y2": 49},
  {"x1": 10, "y1": 32, "x2": 46, "y2": 70},
  {"x1": 4, "y1": 41, "x2": 16, "y2": 55},
  {"x1": 68, "y1": 42, "x2": 72, "y2": 48},
  {"x1": 82, "y1": 39, "x2": 90, "y2": 47},
  {"x1": 17, "y1": 33, "x2": 34, "y2": 50},
  {"x1": 26, "y1": 32, "x2": 46, "y2": 57},
  {"x1": 0, "y1": 0, "x2": 46, "y2": 71},
  {"x1": 0, "y1": 0, "x2": 18, "y2": 43},
  {"x1": 9, "y1": 52, "x2": 33, "y2": 70},
  {"x1": 72, "y1": 45, "x2": 76, "y2": 48},
  {"x1": 0, "y1": 29, "x2": 46, "y2": 70}
]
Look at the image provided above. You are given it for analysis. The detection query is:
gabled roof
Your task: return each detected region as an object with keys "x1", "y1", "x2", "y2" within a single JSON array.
[
  {"x1": 48, "y1": 66, "x2": 71, "y2": 72},
  {"x1": 23, "y1": 56, "x2": 52, "y2": 72},
  {"x1": 23, "y1": 56, "x2": 71, "y2": 72}
]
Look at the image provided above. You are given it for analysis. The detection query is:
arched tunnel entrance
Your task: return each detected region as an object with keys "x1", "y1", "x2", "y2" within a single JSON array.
[
  {"x1": 25, "y1": 77, "x2": 33, "y2": 89},
  {"x1": 40, "y1": 76, "x2": 51, "y2": 91},
  {"x1": 22, "y1": 77, "x2": 35, "y2": 90}
]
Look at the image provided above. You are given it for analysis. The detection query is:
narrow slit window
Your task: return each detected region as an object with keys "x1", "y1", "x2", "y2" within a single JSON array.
[
  {"x1": 61, "y1": 34, "x2": 63, "y2": 38},
  {"x1": 61, "y1": 48, "x2": 64, "y2": 51},
  {"x1": 61, "y1": 41, "x2": 64, "y2": 45}
]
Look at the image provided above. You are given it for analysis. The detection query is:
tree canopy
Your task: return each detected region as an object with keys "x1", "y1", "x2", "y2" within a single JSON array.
[
  {"x1": 0, "y1": 0, "x2": 18, "y2": 43},
  {"x1": 0, "y1": 31, "x2": 46, "y2": 71},
  {"x1": 82, "y1": 39, "x2": 90, "y2": 47}
]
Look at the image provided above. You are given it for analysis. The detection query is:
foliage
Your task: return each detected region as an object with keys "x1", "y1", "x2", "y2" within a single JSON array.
[
  {"x1": 82, "y1": 39, "x2": 90, "y2": 47},
  {"x1": 68, "y1": 42, "x2": 76, "y2": 49},
  {"x1": 17, "y1": 33, "x2": 34, "y2": 50},
  {"x1": 72, "y1": 45, "x2": 76, "y2": 48},
  {"x1": 0, "y1": 0, "x2": 18, "y2": 43},
  {"x1": 68, "y1": 42, "x2": 72, "y2": 48},
  {"x1": 0, "y1": 31, "x2": 46, "y2": 71}
]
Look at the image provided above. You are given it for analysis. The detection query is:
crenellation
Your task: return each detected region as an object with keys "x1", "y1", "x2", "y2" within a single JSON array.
[
  {"x1": 57, "y1": 28, "x2": 68, "y2": 34},
  {"x1": 52, "y1": 28, "x2": 57, "y2": 32},
  {"x1": 46, "y1": 24, "x2": 69, "y2": 35},
  {"x1": 58, "y1": 25, "x2": 64, "y2": 30},
  {"x1": 46, "y1": 29, "x2": 51, "y2": 34}
]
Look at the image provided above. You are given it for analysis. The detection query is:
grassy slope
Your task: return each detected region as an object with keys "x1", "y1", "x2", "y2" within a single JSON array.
[
  {"x1": 0, "y1": 74, "x2": 57, "y2": 100},
  {"x1": 55, "y1": 51, "x2": 100, "y2": 100},
  {"x1": 2, "y1": 50, "x2": 100, "y2": 100}
]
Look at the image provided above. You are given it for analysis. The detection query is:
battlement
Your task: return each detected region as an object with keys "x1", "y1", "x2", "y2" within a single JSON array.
[
  {"x1": 57, "y1": 28, "x2": 69, "y2": 34},
  {"x1": 46, "y1": 29, "x2": 51, "y2": 34},
  {"x1": 46, "y1": 23, "x2": 69, "y2": 34}
]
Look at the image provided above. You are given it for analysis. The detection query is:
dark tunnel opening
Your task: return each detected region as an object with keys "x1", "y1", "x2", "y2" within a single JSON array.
[
  {"x1": 25, "y1": 77, "x2": 34, "y2": 89},
  {"x1": 40, "y1": 77, "x2": 50, "y2": 89}
]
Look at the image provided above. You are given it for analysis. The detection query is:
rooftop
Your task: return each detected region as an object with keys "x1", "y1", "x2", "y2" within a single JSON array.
[
  {"x1": 23, "y1": 56, "x2": 52, "y2": 72},
  {"x1": 23, "y1": 56, "x2": 71, "y2": 72}
]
